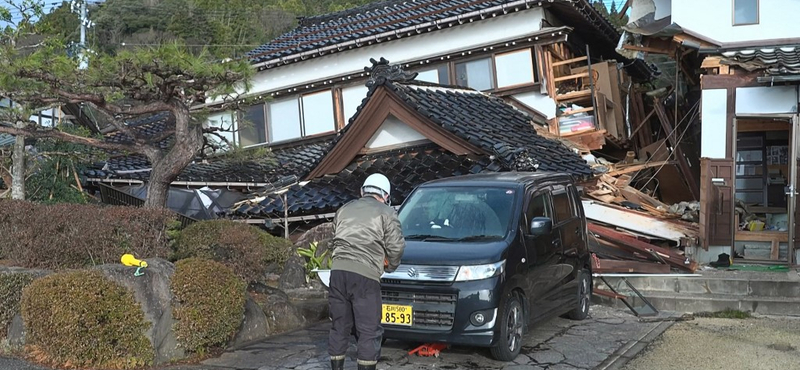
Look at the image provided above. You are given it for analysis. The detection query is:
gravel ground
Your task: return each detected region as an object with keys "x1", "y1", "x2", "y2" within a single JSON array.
[{"x1": 622, "y1": 315, "x2": 800, "y2": 370}]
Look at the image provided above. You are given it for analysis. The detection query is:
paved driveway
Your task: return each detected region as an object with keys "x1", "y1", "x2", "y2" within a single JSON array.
[{"x1": 182, "y1": 305, "x2": 676, "y2": 370}]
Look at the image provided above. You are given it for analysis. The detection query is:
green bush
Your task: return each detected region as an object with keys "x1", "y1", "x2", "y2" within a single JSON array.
[
  {"x1": 172, "y1": 220, "x2": 292, "y2": 283},
  {"x1": 0, "y1": 272, "x2": 35, "y2": 337},
  {"x1": 0, "y1": 200, "x2": 177, "y2": 270},
  {"x1": 20, "y1": 270, "x2": 153, "y2": 369},
  {"x1": 171, "y1": 258, "x2": 246, "y2": 355}
]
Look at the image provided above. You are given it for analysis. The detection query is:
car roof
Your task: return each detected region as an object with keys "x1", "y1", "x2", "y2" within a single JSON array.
[{"x1": 418, "y1": 172, "x2": 571, "y2": 188}]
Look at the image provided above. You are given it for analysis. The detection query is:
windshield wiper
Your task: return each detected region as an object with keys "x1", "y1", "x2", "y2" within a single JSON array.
[
  {"x1": 404, "y1": 234, "x2": 457, "y2": 241},
  {"x1": 456, "y1": 235, "x2": 504, "y2": 242}
]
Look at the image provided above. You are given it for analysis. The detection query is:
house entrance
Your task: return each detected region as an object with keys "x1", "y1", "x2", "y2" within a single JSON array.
[{"x1": 733, "y1": 115, "x2": 800, "y2": 264}]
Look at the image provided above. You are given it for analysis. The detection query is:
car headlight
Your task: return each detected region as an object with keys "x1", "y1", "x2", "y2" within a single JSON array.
[{"x1": 455, "y1": 260, "x2": 505, "y2": 282}]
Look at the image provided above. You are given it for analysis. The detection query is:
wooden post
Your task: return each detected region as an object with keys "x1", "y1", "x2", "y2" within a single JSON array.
[{"x1": 654, "y1": 100, "x2": 700, "y2": 201}]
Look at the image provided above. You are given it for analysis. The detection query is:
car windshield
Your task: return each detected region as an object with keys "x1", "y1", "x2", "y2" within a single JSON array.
[{"x1": 398, "y1": 186, "x2": 516, "y2": 241}]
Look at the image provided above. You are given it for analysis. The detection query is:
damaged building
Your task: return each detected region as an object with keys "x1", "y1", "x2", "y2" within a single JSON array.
[{"x1": 616, "y1": 0, "x2": 800, "y2": 265}]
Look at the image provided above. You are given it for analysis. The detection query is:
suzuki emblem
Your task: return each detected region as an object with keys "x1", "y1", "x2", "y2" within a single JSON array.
[{"x1": 407, "y1": 267, "x2": 417, "y2": 278}]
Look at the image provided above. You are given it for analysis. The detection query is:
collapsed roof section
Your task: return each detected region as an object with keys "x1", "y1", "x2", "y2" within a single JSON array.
[{"x1": 228, "y1": 58, "x2": 591, "y2": 219}]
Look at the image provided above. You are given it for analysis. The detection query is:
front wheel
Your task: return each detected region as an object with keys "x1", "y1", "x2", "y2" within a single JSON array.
[
  {"x1": 568, "y1": 269, "x2": 591, "y2": 320},
  {"x1": 490, "y1": 294, "x2": 524, "y2": 361}
]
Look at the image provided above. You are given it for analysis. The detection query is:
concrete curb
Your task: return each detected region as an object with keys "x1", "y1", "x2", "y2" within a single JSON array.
[{"x1": 593, "y1": 316, "x2": 677, "y2": 370}]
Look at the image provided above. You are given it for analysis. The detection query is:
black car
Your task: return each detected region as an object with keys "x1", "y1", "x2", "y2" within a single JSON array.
[{"x1": 381, "y1": 172, "x2": 592, "y2": 361}]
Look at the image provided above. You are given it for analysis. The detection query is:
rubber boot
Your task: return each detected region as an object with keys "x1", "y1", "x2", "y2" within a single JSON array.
[
  {"x1": 330, "y1": 357, "x2": 344, "y2": 370},
  {"x1": 357, "y1": 362, "x2": 376, "y2": 370}
]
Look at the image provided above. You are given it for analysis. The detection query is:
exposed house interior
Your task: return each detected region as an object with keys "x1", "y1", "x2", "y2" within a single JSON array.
[{"x1": 734, "y1": 117, "x2": 793, "y2": 262}]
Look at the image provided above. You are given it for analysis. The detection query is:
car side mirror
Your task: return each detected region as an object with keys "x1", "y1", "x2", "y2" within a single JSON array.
[{"x1": 529, "y1": 217, "x2": 552, "y2": 236}]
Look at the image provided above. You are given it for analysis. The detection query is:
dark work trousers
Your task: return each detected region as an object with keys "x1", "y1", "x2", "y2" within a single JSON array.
[{"x1": 328, "y1": 270, "x2": 383, "y2": 363}]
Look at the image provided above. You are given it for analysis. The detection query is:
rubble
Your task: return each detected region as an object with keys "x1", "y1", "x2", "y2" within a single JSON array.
[{"x1": 581, "y1": 153, "x2": 700, "y2": 274}]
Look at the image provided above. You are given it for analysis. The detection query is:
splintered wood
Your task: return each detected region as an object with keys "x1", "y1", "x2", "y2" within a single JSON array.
[{"x1": 583, "y1": 170, "x2": 700, "y2": 274}]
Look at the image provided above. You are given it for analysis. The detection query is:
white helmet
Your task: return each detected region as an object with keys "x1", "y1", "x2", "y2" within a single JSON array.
[{"x1": 362, "y1": 173, "x2": 391, "y2": 199}]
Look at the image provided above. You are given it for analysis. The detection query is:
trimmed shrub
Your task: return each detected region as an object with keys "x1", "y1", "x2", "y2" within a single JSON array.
[
  {"x1": 20, "y1": 270, "x2": 153, "y2": 369},
  {"x1": 172, "y1": 220, "x2": 292, "y2": 283},
  {"x1": 171, "y1": 258, "x2": 246, "y2": 355},
  {"x1": 0, "y1": 272, "x2": 35, "y2": 337},
  {"x1": 0, "y1": 200, "x2": 177, "y2": 270}
]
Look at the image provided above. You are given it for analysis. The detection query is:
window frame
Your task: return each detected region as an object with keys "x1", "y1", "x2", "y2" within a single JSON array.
[
  {"x1": 237, "y1": 103, "x2": 268, "y2": 148},
  {"x1": 732, "y1": 0, "x2": 759, "y2": 26},
  {"x1": 300, "y1": 89, "x2": 337, "y2": 138},
  {"x1": 551, "y1": 184, "x2": 577, "y2": 225},
  {"x1": 447, "y1": 47, "x2": 539, "y2": 93},
  {"x1": 494, "y1": 47, "x2": 538, "y2": 90},
  {"x1": 525, "y1": 190, "x2": 554, "y2": 233},
  {"x1": 453, "y1": 56, "x2": 497, "y2": 91}
]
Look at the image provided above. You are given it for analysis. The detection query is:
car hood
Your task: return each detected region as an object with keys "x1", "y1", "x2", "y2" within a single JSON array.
[{"x1": 399, "y1": 239, "x2": 508, "y2": 266}]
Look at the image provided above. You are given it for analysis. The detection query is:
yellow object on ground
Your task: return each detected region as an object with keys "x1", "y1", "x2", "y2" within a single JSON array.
[{"x1": 121, "y1": 254, "x2": 148, "y2": 268}]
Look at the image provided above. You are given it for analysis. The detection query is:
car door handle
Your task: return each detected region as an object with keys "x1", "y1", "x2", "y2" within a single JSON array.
[{"x1": 552, "y1": 240, "x2": 561, "y2": 246}]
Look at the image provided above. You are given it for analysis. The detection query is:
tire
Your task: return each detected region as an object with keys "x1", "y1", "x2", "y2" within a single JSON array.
[
  {"x1": 490, "y1": 293, "x2": 524, "y2": 361},
  {"x1": 568, "y1": 269, "x2": 591, "y2": 320}
]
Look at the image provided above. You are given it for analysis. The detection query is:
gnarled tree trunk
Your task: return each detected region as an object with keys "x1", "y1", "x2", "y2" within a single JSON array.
[{"x1": 142, "y1": 104, "x2": 203, "y2": 208}]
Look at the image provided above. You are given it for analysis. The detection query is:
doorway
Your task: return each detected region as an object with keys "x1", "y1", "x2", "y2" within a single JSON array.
[{"x1": 732, "y1": 116, "x2": 796, "y2": 264}]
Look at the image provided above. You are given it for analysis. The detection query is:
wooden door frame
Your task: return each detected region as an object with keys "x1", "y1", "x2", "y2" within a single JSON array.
[{"x1": 734, "y1": 113, "x2": 796, "y2": 264}]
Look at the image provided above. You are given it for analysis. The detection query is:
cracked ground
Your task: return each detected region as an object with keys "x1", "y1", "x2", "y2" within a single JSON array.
[{"x1": 177, "y1": 305, "x2": 670, "y2": 370}]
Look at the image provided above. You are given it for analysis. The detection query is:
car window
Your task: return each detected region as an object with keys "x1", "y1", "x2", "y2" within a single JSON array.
[
  {"x1": 398, "y1": 187, "x2": 516, "y2": 240},
  {"x1": 527, "y1": 192, "x2": 551, "y2": 220},
  {"x1": 552, "y1": 184, "x2": 576, "y2": 223}
]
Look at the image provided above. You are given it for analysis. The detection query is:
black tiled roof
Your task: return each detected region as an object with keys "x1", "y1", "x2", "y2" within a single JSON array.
[
  {"x1": 84, "y1": 111, "x2": 334, "y2": 184},
  {"x1": 104, "y1": 112, "x2": 174, "y2": 150},
  {"x1": 228, "y1": 144, "x2": 495, "y2": 218},
  {"x1": 85, "y1": 137, "x2": 334, "y2": 184},
  {"x1": 246, "y1": 0, "x2": 651, "y2": 79},
  {"x1": 721, "y1": 45, "x2": 800, "y2": 75},
  {"x1": 229, "y1": 69, "x2": 591, "y2": 219},
  {"x1": 383, "y1": 82, "x2": 593, "y2": 176}
]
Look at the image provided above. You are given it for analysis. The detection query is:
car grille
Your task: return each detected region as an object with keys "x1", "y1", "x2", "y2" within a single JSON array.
[
  {"x1": 382, "y1": 265, "x2": 459, "y2": 282},
  {"x1": 381, "y1": 290, "x2": 457, "y2": 330}
]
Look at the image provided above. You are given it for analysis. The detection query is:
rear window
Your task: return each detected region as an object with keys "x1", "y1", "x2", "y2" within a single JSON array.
[{"x1": 398, "y1": 187, "x2": 516, "y2": 241}]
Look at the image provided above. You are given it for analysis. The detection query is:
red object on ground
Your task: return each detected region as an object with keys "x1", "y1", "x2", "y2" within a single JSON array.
[{"x1": 408, "y1": 343, "x2": 448, "y2": 357}]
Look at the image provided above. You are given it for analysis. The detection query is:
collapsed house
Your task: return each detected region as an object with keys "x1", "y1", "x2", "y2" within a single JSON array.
[
  {"x1": 80, "y1": 0, "x2": 723, "y2": 273},
  {"x1": 617, "y1": 0, "x2": 800, "y2": 266}
]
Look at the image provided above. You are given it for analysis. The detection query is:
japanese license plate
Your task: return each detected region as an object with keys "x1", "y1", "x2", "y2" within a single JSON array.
[{"x1": 381, "y1": 304, "x2": 413, "y2": 326}]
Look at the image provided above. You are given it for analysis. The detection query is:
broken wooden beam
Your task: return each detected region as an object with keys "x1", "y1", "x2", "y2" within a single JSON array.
[
  {"x1": 605, "y1": 161, "x2": 675, "y2": 177},
  {"x1": 588, "y1": 223, "x2": 698, "y2": 273},
  {"x1": 582, "y1": 200, "x2": 699, "y2": 246},
  {"x1": 653, "y1": 99, "x2": 699, "y2": 201}
]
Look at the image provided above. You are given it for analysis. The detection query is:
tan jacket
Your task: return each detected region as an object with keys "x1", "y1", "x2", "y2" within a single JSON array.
[{"x1": 330, "y1": 196, "x2": 405, "y2": 282}]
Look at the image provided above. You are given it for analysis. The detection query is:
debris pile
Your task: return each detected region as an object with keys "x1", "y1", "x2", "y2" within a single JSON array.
[{"x1": 581, "y1": 157, "x2": 700, "y2": 274}]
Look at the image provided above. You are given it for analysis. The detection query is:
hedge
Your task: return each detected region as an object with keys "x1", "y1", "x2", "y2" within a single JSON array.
[
  {"x1": 171, "y1": 258, "x2": 246, "y2": 355},
  {"x1": 0, "y1": 200, "x2": 177, "y2": 270},
  {"x1": 172, "y1": 220, "x2": 292, "y2": 283},
  {"x1": 20, "y1": 270, "x2": 153, "y2": 369}
]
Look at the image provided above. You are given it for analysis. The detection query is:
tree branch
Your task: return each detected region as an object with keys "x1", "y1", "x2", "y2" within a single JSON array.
[{"x1": 0, "y1": 124, "x2": 141, "y2": 153}]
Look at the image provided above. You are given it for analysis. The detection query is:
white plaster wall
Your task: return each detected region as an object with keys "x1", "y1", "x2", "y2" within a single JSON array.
[
  {"x1": 365, "y1": 115, "x2": 428, "y2": 149},
  {"x1": 701, "y1": 89, "x2": 728, "y2": 159},
  {"x1": 630, "y1": 0, "x2": 672, "y2": 23},
  {"x1": 672, "y1": 0, "x2": 800, "y2": 43},
  {"x1": 735, "y1": 86, "x2": 799, "y2": 114},
  {"x1": 250, "y1": 8, "x2": 545, "y2": 94},
  {"x1": 513, "y1": 91, "x2": 557, "y2": 119}
]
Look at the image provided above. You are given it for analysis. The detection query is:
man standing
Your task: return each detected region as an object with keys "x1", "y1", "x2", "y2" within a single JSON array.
[{"x1": 328, "y1": 173, "x2": 405, "y2": 370}]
